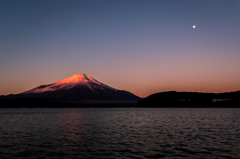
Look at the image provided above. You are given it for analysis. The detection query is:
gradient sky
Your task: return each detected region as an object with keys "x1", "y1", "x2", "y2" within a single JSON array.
[{"x1": 0, "y1": 0, "x2": 240, "y2": 97}]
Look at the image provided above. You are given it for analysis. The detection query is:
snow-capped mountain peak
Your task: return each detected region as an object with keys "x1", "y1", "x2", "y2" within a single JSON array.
[{"x1": 6, "y1": 73, "x2": 141, "y2": 102}]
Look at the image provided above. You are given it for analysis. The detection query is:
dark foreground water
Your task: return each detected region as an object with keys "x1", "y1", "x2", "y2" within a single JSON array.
[{"x1": 0, "y1": 108, "x2": 240, "y2": 159}]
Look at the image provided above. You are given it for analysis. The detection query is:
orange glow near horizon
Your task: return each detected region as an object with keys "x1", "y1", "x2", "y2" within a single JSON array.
[
  {"x1": 0, "y1": 77, "x2": 239, "y2": 98},
  {"x1": 1, "y1": 54, "x2": 240, "y2": 98}
]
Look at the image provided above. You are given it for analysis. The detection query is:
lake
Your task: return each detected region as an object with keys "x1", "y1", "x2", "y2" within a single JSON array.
[{"x1": 0, "y1": 108, "x2": 239, "y2": 158}]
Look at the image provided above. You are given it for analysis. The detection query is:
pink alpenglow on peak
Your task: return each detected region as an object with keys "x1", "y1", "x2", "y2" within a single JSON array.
[{"x1": 56, "y1": 74, "x2": 98, "y2": 85}]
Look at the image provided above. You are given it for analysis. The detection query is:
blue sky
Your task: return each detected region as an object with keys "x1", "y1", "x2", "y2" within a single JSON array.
[{"x1": 0, "y1": 0, "x2": 240, "y2": 97}]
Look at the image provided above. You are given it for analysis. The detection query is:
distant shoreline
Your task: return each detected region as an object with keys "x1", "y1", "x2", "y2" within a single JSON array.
[{"x1": 1, "y1": 90, "x2": 239, "y2": 108}]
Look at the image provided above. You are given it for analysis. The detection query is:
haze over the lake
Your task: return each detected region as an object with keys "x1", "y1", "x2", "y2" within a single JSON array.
[{"x1": 0, "y1": 0, "x2": 240, "y2": 97}]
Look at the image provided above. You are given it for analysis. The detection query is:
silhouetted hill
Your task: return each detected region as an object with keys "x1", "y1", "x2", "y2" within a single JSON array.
[{"x1": 136, "y1": 91, "x2": 240, "y2": 108}]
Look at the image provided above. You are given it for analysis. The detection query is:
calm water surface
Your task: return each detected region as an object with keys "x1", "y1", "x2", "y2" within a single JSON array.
[{"x1": 0, "y1": 108, "x2": 240, "y2": 158}]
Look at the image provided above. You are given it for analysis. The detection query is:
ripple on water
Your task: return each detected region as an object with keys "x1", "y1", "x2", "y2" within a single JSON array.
[{"x1": 0, "y1": 108, "x2": 240, "y2": 158}]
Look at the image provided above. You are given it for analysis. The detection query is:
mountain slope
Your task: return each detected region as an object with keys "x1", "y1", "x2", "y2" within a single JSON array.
[{"x1": 8, "y1": 74, "x2": 141, "y2": 102}]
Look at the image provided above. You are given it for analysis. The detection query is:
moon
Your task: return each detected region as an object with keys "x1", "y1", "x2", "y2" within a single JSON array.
[{"x1": 193, "y1": 25, "x2": 196, "y2": 28}]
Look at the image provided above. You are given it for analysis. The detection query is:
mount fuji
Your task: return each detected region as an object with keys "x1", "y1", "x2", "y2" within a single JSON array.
[{"x1": 4, "y1": 74, "x2": 141, "y2": 104}]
